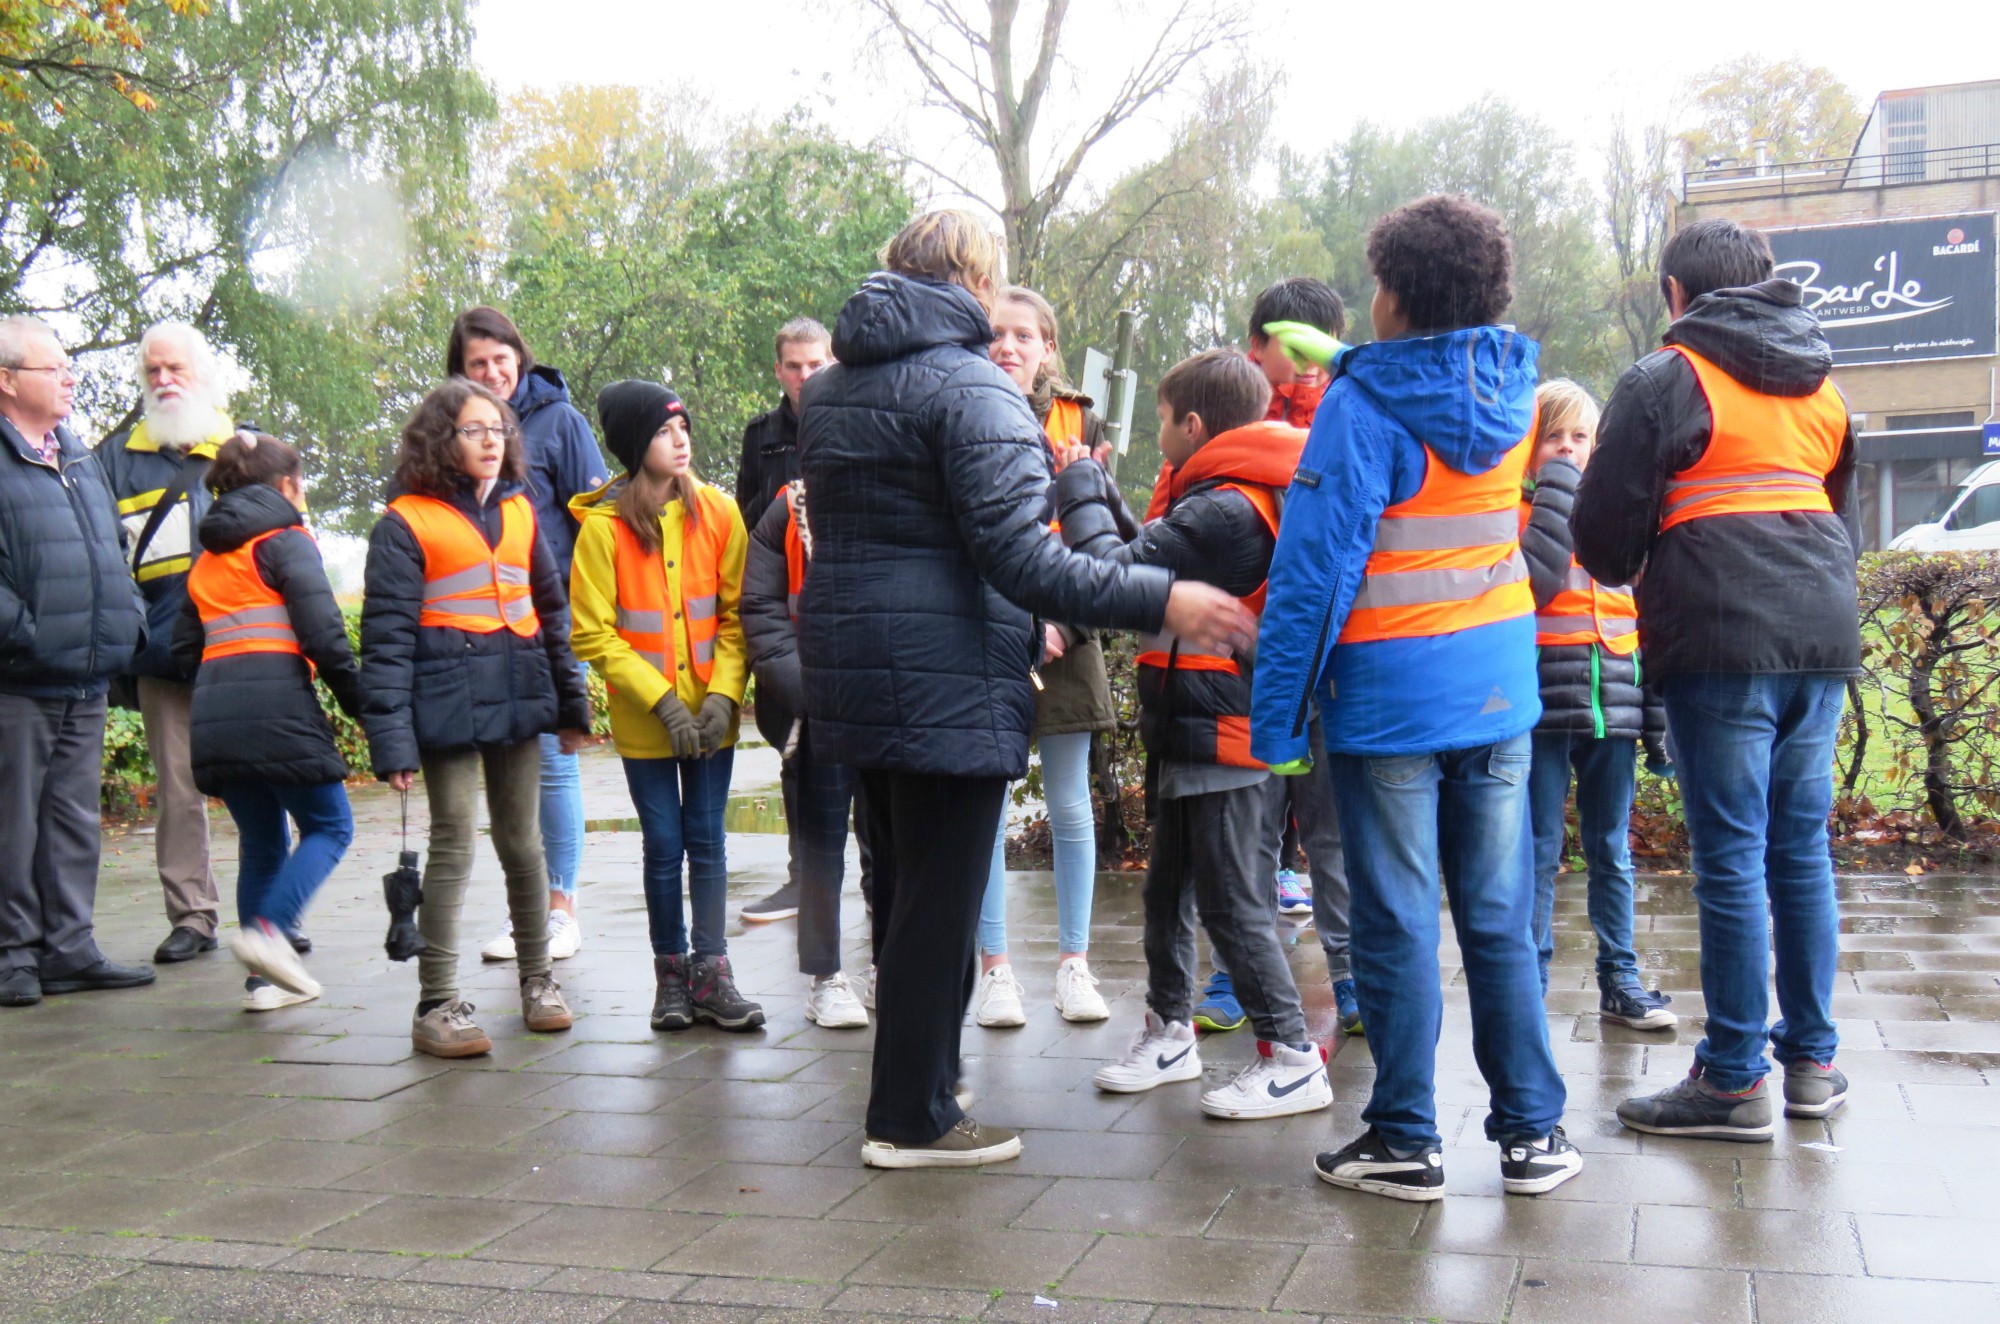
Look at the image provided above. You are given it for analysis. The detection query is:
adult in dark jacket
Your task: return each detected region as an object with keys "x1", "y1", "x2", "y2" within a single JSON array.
[
  {"x1": 0, "y1": 315, "x2": 153, "y2": 1008},
  {"x1": 1573, "y1": 219, "x2": 1860, "y2": 1142},
  {"x1": 97, "y1": 320, "x2": 237, "y2": 964},
  {"x1": 797, "y1": 209, "x2": 1251, "y2": 1169},
  {"x1": 448, "y1": 306, "x2": 608, "y2": 961},
  {"x1": 361, "y1": 376, "x2": 592, "y2": 1060},
  {"x1": 733, "y1": 317, "x2": 832, "y2": 535},
  {"x1": 1517, "y1": 381, "x2": 1673, "y2": 1032},
  {"x1": 174, "y1": 435, "x2": 363, "y2": 1012}
]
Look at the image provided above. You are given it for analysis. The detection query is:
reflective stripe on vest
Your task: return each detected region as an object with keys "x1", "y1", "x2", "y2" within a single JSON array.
[
  {"x1": 1535, "y1": 560, "x2": 1638, "y2": 654},
  {"x1": 186, "y1": 528, "x2": 303, "y2": 662},
  {"x1": 1658, "y1": 344, "x2": 1845, "y2": 532},
  {"x1": 1339, "y1": 429, "x2": 1536, "y2": 644},
  {"x1": 611, "y1": 483, "x2": 733, "y2": 685},
  {"x1": 387, "y1": 493, "x2": 540, "y2": 637}
]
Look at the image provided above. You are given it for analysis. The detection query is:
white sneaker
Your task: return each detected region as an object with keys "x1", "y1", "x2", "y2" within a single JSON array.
[
  {"x1": 1093, "y1": 1010, "x2": 1202, "y2": 1093},
  {"x1": 479, "y1": 923, "x2": 517, "y2": 962},
  {"x1": 1199, "y1": 1040, "x2": 1333, "y2": 1119},
  {"x1": 974, "y1": 964, "x2": 1027, "y2": 1028},
  {"x1": 547, "y1": 910, "x2": 582, "y2": 960},
  {"x1": 857, "y1": 964, "x2": 877, "y2": 1010},
  {"x1": 230, "y1": 920, "x2": 320, "y2": 998},
  {"x1": 1053, "y1": 956, "x2": 1109, "y2": 1022},
  {"x1": 242, "y1": 976, "x2": 314, "y2": 1012},
  {"x1": 806, "y1": 972, "x2": 870, "y2": 1028}
]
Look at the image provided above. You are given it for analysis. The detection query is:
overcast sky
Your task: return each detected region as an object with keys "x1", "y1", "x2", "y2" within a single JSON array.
[{"x1": 472, "y1": 0, "x2": 2000, "y2": 201}]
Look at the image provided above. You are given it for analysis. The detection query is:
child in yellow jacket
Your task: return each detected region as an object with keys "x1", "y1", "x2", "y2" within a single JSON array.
[{"x1": 567, "y1": 381, "x2": 758, "y2": 1033}]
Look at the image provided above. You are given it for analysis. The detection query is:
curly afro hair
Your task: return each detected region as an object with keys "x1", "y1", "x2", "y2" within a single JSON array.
[{"x1": 1365, "y1": 194, "x2": 1512, "y2": 333}]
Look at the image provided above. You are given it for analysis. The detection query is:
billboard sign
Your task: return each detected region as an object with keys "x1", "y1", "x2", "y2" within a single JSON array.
[{"x1": 1766, "y1": 213, "x2": 1996, "y2": 367}]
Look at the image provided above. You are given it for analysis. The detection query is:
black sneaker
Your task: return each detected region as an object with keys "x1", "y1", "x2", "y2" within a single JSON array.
[
  {"x1": 652, "y1": 954, "x2": 693, "y2": 1032},
  {"x1": 690, "y1": 955, "x2": 765, "y2": 1031},
  {"x1": 153, "y1": 926, "x2": 217, "y2": 963},
  {"x1": 1599, "y1": 978, "x2": 1676, "y2": 1030},
  {"x1": 740, "y1": 882, "x2": 800, "y2": 923},
  {"x1": 1616, "y1": 1068, "x2": 1773, "y2": 1141},
  {"x1": 284, "y1": 927, "x2": 312, "y2": 955},
  {"x1": 0, "y1": 967, "x2": 41, "y2": 1007},
  {"x1": 1782, "y1": 1059, "x2": 1849, "y2": 1118},
  {"x1": 1313, "y1": 1127, "x2": 1445, "y2": 1202},
  {"x1": 1498, "y1": 1126, "x2": 1584, "y2": 1195}
]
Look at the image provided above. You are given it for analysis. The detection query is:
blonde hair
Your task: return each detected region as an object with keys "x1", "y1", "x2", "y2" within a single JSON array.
[
  {"x1": 882, "y1": 209, "x2": 1004, "y2": 309},
  {"x1": 996, "y1": 285, "x2": 1072, "y2": 391},
  {"x1": 1535, "y1": 378, "x2": 1600, "y2": 444}
]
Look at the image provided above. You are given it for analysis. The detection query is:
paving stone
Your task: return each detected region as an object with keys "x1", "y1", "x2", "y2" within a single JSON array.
[
  {"x1": 0, "y1": 1250, "x2": 139, "y2": 1306},
  {"x1": 1203, "y1": 1182, "x2": 1427, "y2": 1247},
  {"x1": 155, "y1": 1185, "x2": 387, "y2": 1243},
  {"x1": 1509, "y1": 1259, "x2": 1752, "y2": 1324},
  {"x1": 358, "y1": 1106, "x2": 556, "y2": 1150},
  {"x1": 1738, "y1": 1155, "x2": 1959, "y2": 1217},
  {"x1": 660, "y1": 1215, "x2": 900, "y2": 1282},
  {"x1": 1632, "y1": 1205, "x2": 1865, "y2": 1275},
  {"x1": 144, "y1": 1238, "x2": 297, "y2": 1269},
  {"x1": 217, "y1": 1139, "x2": 406, "y2": 1190},
  {"x1": 1004, "y1": 1127, "x2": 1183, "y2": 1181},
  {"x1": 824, "y1": 1283, "x2": 997, "y2": 1318},
  {"x1": 1059, "y1": 1234, "x2": 1300, "y2": 1309},
  {"x1": 1751, "y1": 1271, "x2": 2000, "y2": 1324},
  {"x1": 269, "y1": 1247, "x2": 415, "y2": 1279},
  {"x1": 6, "y1": 1177, "x2": 198, "y2": 1234},
  {"x1": 656, "y1": 1117, "x2": 859, "y2": 1166},
  {"x1": 331, "y1": 1145, "x2": 546, "y2": 1199},
  {"x1": 474, "y1": 1206, "x2": 716, "y2": 1271},
  {"x1": 654, "y1": 1160, "x2": 872, "y2": 1217},
  {"x1": 1013, "y1": 1177, "x2": 1233, "y2": 1236},
  {"x1": 310, "y1": 1194, "x2": 548, "y2": 1255},
  {"x1": 1853, "y1": 1213, "x2": 2000, "y2": 1281},
  {"x1": 822, "y1": 1171, "x2": 1053, "y2": 1225},
  {"x1": 847, "y1": 1223, "x2": 1093, "y2": 1294},
  {"x1": 521, "y1": 1074, "x2": 706, "y2": 1114},
  {"x1": 1413, "y1": 1195, "x2": 1633, "y2": 1262},
  {"x1": 229, "y1": 1098, "x2": 424, "y2": 1143},
  {"x1": 531, "y1": 1267, "x2": 691, "y2": 1300},
  {"x1": 490, "y1": 1153, "x2": 708, "y2": 1208},
  {"x1": 405, "y1": 1256, "x2": 560, "y2": 1289},
  {"x1": 1274, "y1": 1246, "x2": 1517, "y2": 1320},
  {"x1": 33, "y1": 1231, "x2": 175, "y2": 1260}
]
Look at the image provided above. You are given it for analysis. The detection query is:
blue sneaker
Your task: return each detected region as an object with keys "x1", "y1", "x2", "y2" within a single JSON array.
[
  {"x1": 1333, "y1": 978, "x2": 1363, "y2": 1036},
  {"x1": 1192, "y1": 971, "x2": 1246, "y2": 1033},
  {"x1": 1276, "y1": 869, "x2": 1313, "y2": 915}
]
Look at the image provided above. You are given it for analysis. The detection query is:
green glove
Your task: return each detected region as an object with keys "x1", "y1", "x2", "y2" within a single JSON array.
[
  {"x1": 695, "y1": 693, "x2": 738, "y2": 754},
  {"x1": 1268, "y1": 756, "x2": 1313, "y2": 776},
  {"x1": 652, "y1": 695, "x2": 703, "y2": 760},
  {"x1": 1262, "y1": 321, "x2": 1346, "y2": 371}
]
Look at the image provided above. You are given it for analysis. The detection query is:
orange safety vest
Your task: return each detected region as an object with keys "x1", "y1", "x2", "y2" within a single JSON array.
[
  {"x1": 1658, "y1": 345, "x2": 1845, "y2": 531},
  {"x1": 1340, "y1": 429, "x2": 1536, "y2": 645},
  {"x1": 1538, "y1": 561, "x2": 1638, "y2": 654},
  {"x1": 185, "y1": 528, "x2": 303, "y2": 662},
  {"x1": 388, "y1": 493, "x2": 540, "y2": 637},
  {"x1": 784, "y1": 500, "x2": 807, "y2": 622},
  {"x1": 611, "y1": 483, "x2": 733, "y2": 685}
]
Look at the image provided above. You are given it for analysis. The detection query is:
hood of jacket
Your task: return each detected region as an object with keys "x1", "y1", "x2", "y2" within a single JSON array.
[
  {"x1": 1161, "y1": 420, "x2": 1307, "y2": 507},
  {"x1": 1664, "y1": 279, "x2": 1832, "y2": 398},
  {"x1": 1338, "y1": 325, "x2": 1539, "y2": 477},
  {"x1": 831, "y1": 271, "x2": 993, "y2": 368},
  {"x1": 570, "y1": 474, "x2": 624, "y2": 522},
  {"x1": 510, "y1": 363, "x2": 574, "y2": 420},
  {"x1": 198, "y1": 482, "x2": 304, "y2": 554}
]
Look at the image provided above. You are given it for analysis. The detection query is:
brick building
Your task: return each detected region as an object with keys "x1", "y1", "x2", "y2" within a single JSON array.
[{"x1": 1674, "y1": 80, "x2": 2000, "y2": 548}]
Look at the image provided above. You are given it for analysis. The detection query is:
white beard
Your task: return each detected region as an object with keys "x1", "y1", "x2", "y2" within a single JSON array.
[{"x1": 144, "y1": 384, "x2": 227, "y2": 447}]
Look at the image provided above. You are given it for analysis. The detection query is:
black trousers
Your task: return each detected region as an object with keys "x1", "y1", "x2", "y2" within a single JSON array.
[
  {"x1": 858, "y1": 767, "x2": 1007, "y2": 1144},
  {"x1": 0, "y1": 692, "x2": 109, "y2": 976},
  {"x1": 780, "y1": 730, "x2": 859, "y2": 977}
]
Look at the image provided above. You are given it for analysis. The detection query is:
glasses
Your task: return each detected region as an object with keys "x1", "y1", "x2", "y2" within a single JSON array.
[
  {"x1": 8, "y1": 362, "x2": 75, "y2": 381},
  {"x1": 455, "y1": 423, "x2": 519, "y2": 443}
]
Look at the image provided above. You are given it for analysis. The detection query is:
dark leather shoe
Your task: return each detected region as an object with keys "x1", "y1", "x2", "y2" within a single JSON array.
[
  {"x1": 154, "y1": 926, "x2": 218, "y2": 963},
  {"x1": 0, "y1": 968, "x2": 40, "y2": 1007},
  {"x1": 285, "y1": 928, "x2": 312, "y2": 954},
  {"x1": 42, "y1": 959, "x2": 157, "y2": 994}
]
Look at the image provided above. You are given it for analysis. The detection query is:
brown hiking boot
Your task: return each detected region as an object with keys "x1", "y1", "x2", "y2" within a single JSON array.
[
  {"x1": 412, "y1": 999, "x2": 492, "y2": 1058},
  {"x1": 520, "y1": 973, "x2": 574, "y2": 1033}
]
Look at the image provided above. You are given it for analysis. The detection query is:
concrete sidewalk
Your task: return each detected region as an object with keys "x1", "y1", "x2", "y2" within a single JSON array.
[{"x1": 0, "y1": 744, "x2": 1995, "y2": 1322}]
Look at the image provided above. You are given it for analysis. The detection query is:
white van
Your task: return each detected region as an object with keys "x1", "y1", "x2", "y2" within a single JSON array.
[{"x1": 1889, "y1": 460, "x2": 2000, "y2": 552}]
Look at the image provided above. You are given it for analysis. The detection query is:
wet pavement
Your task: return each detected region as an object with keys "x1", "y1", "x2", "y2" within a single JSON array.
[{"x1": 1, "y1": 743, "x2": 1995, "y2": 1322}]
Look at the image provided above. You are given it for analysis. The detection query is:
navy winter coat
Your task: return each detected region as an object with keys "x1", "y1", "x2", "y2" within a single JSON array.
[
  {"x1": 0, "y1": 417, "x2": 144, "y2": 696},
  {"x1": 512, "y1": 365, "x2": 609, "y2": 578},
  {"x1": 796, "y1": 272, "x2": 1172, "y2": 779},
  {"x1": 172, "y1": 484, "x2": 364, "y2": 793},
  {"x1": 358, "y1": 476, "x2": 592, "y2": 778}
]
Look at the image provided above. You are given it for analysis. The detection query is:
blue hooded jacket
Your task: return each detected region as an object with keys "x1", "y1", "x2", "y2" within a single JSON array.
[
  {"x1": 511, "y1": 364, "x2": 609, "y2": 578},
  {"x1": 1249, "y1": 326, "x2": 1543, "y2": 764}
]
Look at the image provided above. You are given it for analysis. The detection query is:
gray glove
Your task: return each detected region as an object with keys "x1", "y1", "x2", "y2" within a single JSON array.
[
  {"x1": 652, "y1": 695, "x2": 703, "y2": 760},
  {"x1": 696, "y1": 693, "x2": 737, "y2": 754}
]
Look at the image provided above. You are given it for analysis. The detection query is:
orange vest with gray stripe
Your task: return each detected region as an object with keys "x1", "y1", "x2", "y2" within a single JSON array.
[
  {"x1": 186, "y1": 529, "x2": 303, "y2": 661},
  {"x1": 1658, "y1": 345, "x2": 1845, "y2": 532},
  {"x1": 1519, "y1": 499, "x2": 1638, "y2": 654},
  {"x1": 387, "y1": 494, "x2": 540, "y2": 637},
  {"x1": 611, "y1": 484, "x2": 734, "y2": 685},
  {"x1": 1339, "y1": 427, "x2": 1536, "y2": 645}
]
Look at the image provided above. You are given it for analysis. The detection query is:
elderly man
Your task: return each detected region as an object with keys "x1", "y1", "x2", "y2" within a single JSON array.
[
  {"x1": 0, "y1": 316, "x2": 151, "y2": 1007},
  {"x1": 98, "y1": 321, "x2": 238, "y2": 963}
]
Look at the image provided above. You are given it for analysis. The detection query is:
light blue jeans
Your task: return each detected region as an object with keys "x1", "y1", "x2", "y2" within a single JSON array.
[
  {"x1": 979, "y1": 730, "x2": 1096, "y2": 955},
  {"x1": 539, "y1": 732, "x2": 582, "y2": 897}
]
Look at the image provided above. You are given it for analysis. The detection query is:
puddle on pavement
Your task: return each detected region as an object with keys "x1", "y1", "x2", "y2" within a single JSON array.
[{"x1": 584, "y1": 791, "x2": 787, "y2": 836}]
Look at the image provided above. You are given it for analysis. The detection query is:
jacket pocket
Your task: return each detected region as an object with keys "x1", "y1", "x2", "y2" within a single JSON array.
[{"x1": 411, "y1": 653, "x2": 474, "y2": 750}]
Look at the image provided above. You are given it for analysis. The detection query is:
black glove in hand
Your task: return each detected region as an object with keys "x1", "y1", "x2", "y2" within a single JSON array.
[
  {"x1": 696, "y1": 693, "x2": 737, "y2": 754},
  {"x1": 653, "y1": 695, "x2": 703, "y2": 760},
  {"x1": 1052, "y1": 458, "x2": 1112, "y2": 544}
]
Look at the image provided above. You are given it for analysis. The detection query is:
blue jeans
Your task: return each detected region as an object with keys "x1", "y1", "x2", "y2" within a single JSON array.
[
  {"x1": 1665, "y1": 672, "x2": 1843, "y2": 1091},
  {"x1": 1328, "y1": 732, "x2": 1566, "y2": 1150},
  {"x1": 622, "y1": 748, "x2": 734, "y2": 958},
  {"x1": 1529, "y1": 730, "x2": 1639, "y2": 990},
  {"x1": 216, "y1": 780, "x2": 354, "y2": 933},
  {"x1": 979, "y1": 730, "x2": 1095, "y2": 955},
  {"x1": 538, "y1": 732, "x2": 583, "y2": 897}
]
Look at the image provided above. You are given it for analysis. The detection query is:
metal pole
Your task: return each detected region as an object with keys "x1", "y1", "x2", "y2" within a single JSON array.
[{"x1": 1102, "y1": 308, "x2": 1142, "y2": 478}]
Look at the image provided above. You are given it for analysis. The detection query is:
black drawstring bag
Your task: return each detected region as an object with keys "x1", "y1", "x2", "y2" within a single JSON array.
[{"x1": 383, "y1": 788, "x2": 427, "y2": 961}]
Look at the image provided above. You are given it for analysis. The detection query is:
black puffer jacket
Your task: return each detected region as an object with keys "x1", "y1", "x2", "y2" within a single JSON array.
[
  {"x1": 0, "y1": 418, "x2": 144, "y2": 697},
  {"x1": 359, "y1": 476, "x2": 592, "y2": 777},
  {"x1": 172, "y1": 484, "x2": 363, "y2": 792},
  {"x1": 742, "y1": 490, "x2": 803, "y2": 749},
  {"x1": 797, "y1": 272, "x2": 1172, "y2": 779},
  {"x1": 1572, "y1": 280, "x2": 1860, "y2": 679},
  {"x1": 1522, "y1": 459, "x2": 1665, "y2": 753}
]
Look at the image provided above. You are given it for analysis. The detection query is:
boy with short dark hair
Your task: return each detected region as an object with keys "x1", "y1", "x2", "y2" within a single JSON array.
[
  {"x1": 1248, "y1": 277, "x2": 1347, "y2": 429},
  {"x1": 1054, "y1": 348, "x2": 1332, "y2": 1122},
  {"x1": 1251, "y1": 195, "x2": 1581, "y2": 1200}
]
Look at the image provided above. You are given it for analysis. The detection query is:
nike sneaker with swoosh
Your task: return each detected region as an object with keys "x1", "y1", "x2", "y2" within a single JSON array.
[
  {"x1": 1093, "y1": 1010, "x2": 1203, "y2": 1093},
  {"x1": 1199, "y1": 1040, "x2": 1333, "y2": 1119}
]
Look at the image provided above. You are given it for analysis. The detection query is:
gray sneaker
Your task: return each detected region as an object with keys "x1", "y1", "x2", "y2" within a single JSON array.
[
  {"x1": 412, "y1": 999, "x2": 492, "y2": 1058},
  {"x1": 520, "y1": 973, "x2": 574, "y2": 1033},
  {"x1": 1782, "y1": 1059, "x2": 1848, "y2": 1118},
  {"x1": 861, "y1": 1117, "x2": 1022, "y2": 1169},
  {"x1": 1617, "y1": 1068, "x2": 1773, "y2": 1141}
]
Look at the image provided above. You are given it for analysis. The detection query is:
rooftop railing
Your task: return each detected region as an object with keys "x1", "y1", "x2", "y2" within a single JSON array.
[{"x1": 1682, "y1": 142, "x2": 2000, "y2": 200}]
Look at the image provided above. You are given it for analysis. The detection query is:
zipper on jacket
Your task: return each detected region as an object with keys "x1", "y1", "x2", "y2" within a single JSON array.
[
  {"x1": 1290, "y1": 593, "x2": 1337, "y2": 740},
  {"x1": 1588, "y1": 645, "x2": 1605, "y2": 740},
  {"x1": 60, "y1": 453, "x2": 106, "y2": 683}
]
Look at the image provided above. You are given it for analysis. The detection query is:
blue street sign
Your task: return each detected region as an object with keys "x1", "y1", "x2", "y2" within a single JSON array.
[{"x1": 1985, "y1": 422, "x2": 2000, "y2": 456}]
